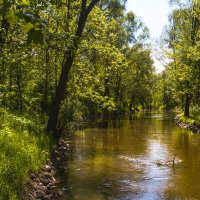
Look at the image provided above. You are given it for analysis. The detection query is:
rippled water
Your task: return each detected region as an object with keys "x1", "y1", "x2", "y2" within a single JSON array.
[{"x1": 59, "y1": 111, "x2": 200, "y2": 200}]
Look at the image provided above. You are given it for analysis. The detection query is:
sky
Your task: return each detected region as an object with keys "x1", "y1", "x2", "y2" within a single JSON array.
[{"x1": 126, "y1": 0, "x2": 171, "y2": 72}]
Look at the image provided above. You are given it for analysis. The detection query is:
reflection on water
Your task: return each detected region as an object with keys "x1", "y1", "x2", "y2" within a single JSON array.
[{"x1": 60, "y1": 110, "x2": 200, "y2": 200}]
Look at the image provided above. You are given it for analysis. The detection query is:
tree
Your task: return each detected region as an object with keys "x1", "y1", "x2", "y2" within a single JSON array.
[
  {"x1": 122, "y1": 44, "x2": 155, "y2": 113},
  {"x1": 166, "y1": 0, "x2": 200, "y2": 117},
  {"x1": 47, "y1": 0, "x2": 100, "y2": 136}
]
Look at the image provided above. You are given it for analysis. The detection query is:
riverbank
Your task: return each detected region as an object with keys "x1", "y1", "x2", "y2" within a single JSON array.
[
  {"x1": 175, "y1": 115, "x2": 200, "y2": 134},
  {"x1": 0, "y1": 108, "x2": 81, "y2": 199},
  {"x1": 22, "y1": 140, "x2": 71, "y2": 199}
]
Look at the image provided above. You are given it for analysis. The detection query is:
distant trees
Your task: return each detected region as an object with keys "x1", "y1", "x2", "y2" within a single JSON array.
[
  {"x1": 161, "y1": 0, "x2": 200, "y2": 117},
  {"x1": 123, "y1": 44, "x2": 155, "y2": 113}
]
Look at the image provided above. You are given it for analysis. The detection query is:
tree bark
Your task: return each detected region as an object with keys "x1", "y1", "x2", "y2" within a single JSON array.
[{"x1": 184, "y1": 94, "x2": 190, "y2": 118}]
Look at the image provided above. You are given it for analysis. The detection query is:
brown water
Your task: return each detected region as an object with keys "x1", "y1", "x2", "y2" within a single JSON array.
[{"x1": 59, "y1": 111, "x2": 200, "y2": 200}]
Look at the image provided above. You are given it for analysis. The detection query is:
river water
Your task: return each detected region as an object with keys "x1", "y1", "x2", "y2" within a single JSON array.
[{"x1": 59, "y1": 111, "x2": 200, "y2": 200}]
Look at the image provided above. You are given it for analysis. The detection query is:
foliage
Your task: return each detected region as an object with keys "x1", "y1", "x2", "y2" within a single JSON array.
[
  {"x1": 161, "y1": 0, "x2": 200, "y2": 115},
  {"x1": 0, "y1": 0, "x2": 155, "y2": 123},
  {"x1": 190, "y1": 106, "x2": 200, "y2": 124},
  {"x1": 123, "y1": 44, "x2": 155, "y2": 112}
]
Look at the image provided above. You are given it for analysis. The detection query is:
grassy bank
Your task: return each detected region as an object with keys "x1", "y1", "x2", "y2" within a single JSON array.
[
  {"x1": 0, "y1": 108, "x2": 51, "y2": 200},
  {"x1": 178, "y1": 106, "x2": 200, "y2": 126}
]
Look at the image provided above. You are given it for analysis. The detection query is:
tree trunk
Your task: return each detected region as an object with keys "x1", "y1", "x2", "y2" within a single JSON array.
[
  {"x1": 42, "y1": 47, "x2": 50, "y2": 114},
  {"x1": 54, "y1": 52, "x2": 58, "y2": 90},
  {"x1": 0, "y1": 18, "x2": 9, "y2": 48},
  {"x1": 184, "y1": 94, "x2": 190, "y2": 118},
  {"x1": 47, "y1": 53, "x2": 73, "y2": 135},
  {"x1": 16, "y1": 65, "x2": 23, "y2": 113},
  {"x1": 103, "y1": 76, "x2": 109, "y2": 119},
  {"x1": 129, "y1": 95, "x2": 135, "y2": 113},
  {"x1": 114, "y1": 73, "x2": 122, "y2": 115}
]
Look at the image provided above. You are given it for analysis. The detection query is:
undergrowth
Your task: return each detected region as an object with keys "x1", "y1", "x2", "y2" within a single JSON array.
[
  {"x1": 190, "y1": 106, "x2": 200, "y2": 125},
  {"x1": 178, "y1": 106, "x2": 200, "y2": 125},
  {"x1": 0, "y1": 108, "x2": 51, "y2": 200}
]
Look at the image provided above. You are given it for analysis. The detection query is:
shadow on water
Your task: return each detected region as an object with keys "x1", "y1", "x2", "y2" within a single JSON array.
[
  {"x1": 96, "y1": 119, "x2": 124, "y2": 129},
  {"x1": 57, "y1": 110, "x2": 200, "y2": 200}
]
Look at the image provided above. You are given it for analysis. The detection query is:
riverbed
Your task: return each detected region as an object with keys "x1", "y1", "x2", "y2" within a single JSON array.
[{"x1": 58, "y1": 111, "x2": 200, "y2": 200}]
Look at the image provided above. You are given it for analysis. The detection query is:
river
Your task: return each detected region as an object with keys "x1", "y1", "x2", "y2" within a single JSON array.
[{"x1": 58, "y1": 110, "x2": 200, "y2": 200}]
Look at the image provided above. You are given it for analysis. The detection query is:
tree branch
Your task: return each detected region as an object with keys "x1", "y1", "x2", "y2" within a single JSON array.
[
  {"x1": 86, "y1": 0, "x2": 100, "y2": 14},
  {"x1": 82, "y1": 0, "x2": 87, "y2": 10}
]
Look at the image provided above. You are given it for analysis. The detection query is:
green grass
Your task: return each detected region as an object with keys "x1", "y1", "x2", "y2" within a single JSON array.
[
  {"x1": 179, "y1": 113, "x2": 195, "y2": 124},
  {"x1": 0, "y1": 108, "x2": 51, "y2": 200}
]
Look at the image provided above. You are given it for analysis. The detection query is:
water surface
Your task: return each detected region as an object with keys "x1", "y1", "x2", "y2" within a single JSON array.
[{"x1": 59, "y1": 111, "x2": 200, "y2": 200}]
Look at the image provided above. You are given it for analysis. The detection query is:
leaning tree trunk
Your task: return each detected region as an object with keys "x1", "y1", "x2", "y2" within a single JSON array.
[
  {"x1": 47, "y1": 53, "x2": 73, "y2": 135},
  {"x1": 184, "y1": 94, "x2": 190, "y2": 118},
  {"x1": 47, "y1": 0, "x2": 100, "y2": 137}
]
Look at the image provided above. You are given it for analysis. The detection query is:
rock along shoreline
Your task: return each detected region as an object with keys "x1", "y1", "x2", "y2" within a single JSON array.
[
  {"x1": 22, "y1": 139, "x2": 71, "y2": 200},
  {"x1": 175, "y1": 116, "x2": 200, "y2": 134}
]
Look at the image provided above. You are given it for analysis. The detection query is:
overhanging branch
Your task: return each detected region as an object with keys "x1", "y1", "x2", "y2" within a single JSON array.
[{"x1": 87, "y1": 0, "x2": 100, "y2": 14}]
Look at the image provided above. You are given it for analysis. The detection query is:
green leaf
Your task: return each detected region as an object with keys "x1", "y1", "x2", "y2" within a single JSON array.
[
  {"x1": 5, "y1": 10, "x2": 15, "y2": 25},
  {"x1": 18, "y1": 0, "x2": 30, "y2": 6},
  {"x1": 24, "y1": 23, "x2": 34, "y2": 33},
  {"x1": 27, "y1": 29, "x2": 44, "y2": 45}
]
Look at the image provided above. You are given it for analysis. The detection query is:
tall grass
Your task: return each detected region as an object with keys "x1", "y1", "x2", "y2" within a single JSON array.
[{"x1": 0, "y1": 108, "x2": 50, "y2": 199}]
